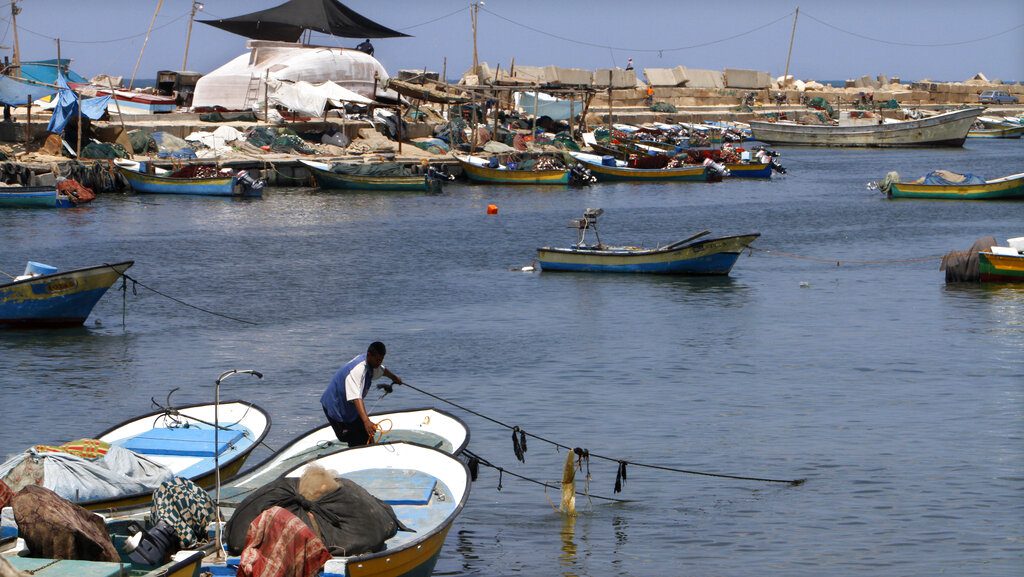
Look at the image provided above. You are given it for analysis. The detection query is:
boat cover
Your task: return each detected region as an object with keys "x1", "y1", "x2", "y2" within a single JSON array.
[
  {"x1": 330, "y1": 162, "x2": 414, "y2": 176},
  {"x1": 0, "y1": 444, "x2": 172, "y2": 503},
  {"x1": 237, "y1": 506, "x2": 331, "y2": 577},
  {"x1": 0, "y1": 479, "x2": 12, "y2": 509},
  {"x1": 11, "y1": 485, "x2": 119, "y2": 562},
  {"x1": 46, "y1": 73, "x2": 111, "y2": 134},
  {"x1": 199, "y1": 0, "x2": 409, "y2": 42},
  {"x1": 268, "y1": 79, "x2": 375, "y2": 117},
  {"x1": 150, "y1": 477, "x2": 214, "y2": 548},
  {"x1": 225, "y1": 476, "x2": 409, "y2": 556},
  {"x1": 920, "y1": 170, "x2": 986, "y2": 186}
]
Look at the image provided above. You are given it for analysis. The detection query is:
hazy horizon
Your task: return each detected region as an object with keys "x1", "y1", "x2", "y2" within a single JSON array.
[{"x1": 3, "y1": 1, "x2": 1022, "y2": 85}]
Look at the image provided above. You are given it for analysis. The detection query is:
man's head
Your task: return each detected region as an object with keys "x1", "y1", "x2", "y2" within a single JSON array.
[{"x1": 366, "y1": 341, "x2": 387, "y2": 367}]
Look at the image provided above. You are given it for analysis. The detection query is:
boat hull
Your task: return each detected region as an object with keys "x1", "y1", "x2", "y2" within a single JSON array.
[
  {"x1": 457, "y1": 158, "x2": 569, "y2": 184},
  {"x1": 302, "y1": 160, "x2": 436, "y2": 192},
  {"x1": 749, "y1": 107, "x2": 984, "y2": 147},
  {"x1": 0, "y1": 187, "x2": 72, "y2": 208},
  {"x1": 967, "y1": 125, "x2": 1024, "y2": 138},
  {"x1": 538, "y1": 234, "x2": 759, "y2": 274},
  {"x1": 117, "y1": 165, "x2": 256, "y2": 197},
  {"x1": 724, "y1": 162, "x2": 772, "y2": 178},
  {"x1": 979, "y1": 252, "x2": 1024, "y2": 282},
  {"x1": 579, "y1": 158, "x2": 708, "y2": 182},
  {"x1": 889, "y1": 173, "x2": 1024, "y2": 200},
  {"x1": 0, "y1": 261, "x2": 133, "y2": 328}
]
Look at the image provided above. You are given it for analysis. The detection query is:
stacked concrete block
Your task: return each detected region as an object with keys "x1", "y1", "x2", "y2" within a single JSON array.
[
  {"x1": 724, "y1": 68, "x2": 771, "y2": 89},
  {"x1": 676, "y1": 67, "x2": 724, "y2": 89},
  {"x1": 506, "y1": 65, "x2": 546, "y2": 84},
  {"x1": 543, "y1": 66, "x2": 592, "y2": 86},
  {"x1": 644, "y1": 68, "x2": 682, "y2": 87},
  {"x1": 593, "y1": 68, "x2": 637, "y2": 88}
]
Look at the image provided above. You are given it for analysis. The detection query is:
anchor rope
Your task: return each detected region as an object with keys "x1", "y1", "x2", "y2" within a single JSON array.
[
  {"x1": 397, "y1": 382, "x2": 804, "y2": 487},
  {"x1": 463, "y1": 448, "x2": 630, "y2": 503},
  {"x1": 107, "y1": 264, "x2": 258, "y2": 325}
]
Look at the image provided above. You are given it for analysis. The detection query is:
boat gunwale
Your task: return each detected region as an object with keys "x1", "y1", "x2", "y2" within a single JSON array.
[
  {"x1": 80, "y1": 399, "x2": 272, "y2": 511},
  {"x1": 538, "y1": 232, "x2": 761, "y2": 257},
  {"x1": 0, "y1": 261, "x2": 134, "y2": 290}
]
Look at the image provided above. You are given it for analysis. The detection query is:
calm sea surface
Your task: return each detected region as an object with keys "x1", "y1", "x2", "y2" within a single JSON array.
[{"x1": 1, "y1": 141, "x2": 1022, "y2": 576}]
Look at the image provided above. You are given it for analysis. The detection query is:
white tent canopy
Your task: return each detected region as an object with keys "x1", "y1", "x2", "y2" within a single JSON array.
[
  {"x1": 268, "y1": 79, "x2": 375, "y2": 117},
  {"x1": 192, "y1": 40, "x2": 396, "y2": 111}
]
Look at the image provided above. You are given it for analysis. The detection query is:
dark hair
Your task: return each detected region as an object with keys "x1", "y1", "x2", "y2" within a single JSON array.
[{"x1": 368, "y1": 341, "x2": 386, "y2": 356}]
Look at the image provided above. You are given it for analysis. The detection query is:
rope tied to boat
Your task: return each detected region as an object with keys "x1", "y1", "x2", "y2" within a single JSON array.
[
  {"x1": 395, "y1": 381, "x2": 806, "y2": 491},
  {"x1": 106, "y1": 264, "x2": 258, "y2": 326},
  {"x1": 463, "y1": 448, "x2": 629, "y2": 503}
]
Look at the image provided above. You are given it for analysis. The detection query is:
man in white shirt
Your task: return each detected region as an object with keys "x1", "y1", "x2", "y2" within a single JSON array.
[{"x1": 320, "y1": 341, "x2": 402, "y2": 446}]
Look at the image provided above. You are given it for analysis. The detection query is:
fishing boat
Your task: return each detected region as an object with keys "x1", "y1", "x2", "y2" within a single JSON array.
[
  {"x1": 0, "y1": 399, "x2": 271, "y2": 511},
  {"x1": 0, "y1": 260, "x2": 133, "y2": 328},
  {"x1": 454, "y1": 154, "x2": 571, "y2": 185},
  {"x1": 749, "y1": 107, "x2": 985, "y2": 147},
  {"x1": 537, "y1": 208, "x2": 759, "y2": 275},
  {"x1": 568, "y1": 151, "x2": 715, "y2": 182},
  {"x1": 211, "y1": 442, "x2": 470, "y2": 577},
  {"x1": 980, "y1": 238, "x2": 1024, "y2": 282},
  {"x1": 588, "y1": 141, "x2": 781, "y2": 178},
  {"x1": 880, "y1": 170, "x2": 1024, "y2": 200},
  {"x1": 218, "y1": 407, "x2": 470, "y2": 504},
  {"x1": 114, "y1": 160, "x2": 264, "y2": 197},
  {"x1": 298, "y1": 159, "x2": 448, "y2": 192},
  {"x1": 99, "y1": 90, "x2": 177, "y2": 114},
  {"x1": 966, "y1": 117, "x2": 1024, "y2": 139},
  {"x1": 0, "y1": 186, "x2": 75, "y2": 208}
]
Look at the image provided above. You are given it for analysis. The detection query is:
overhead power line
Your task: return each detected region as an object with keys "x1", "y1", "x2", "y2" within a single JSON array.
[
  {"x1": 0, "y1": 9, "x2": 190, "y2": 44},
  {"x1": 801, "y1": 11, "x2": 1024, "y2": 47}
]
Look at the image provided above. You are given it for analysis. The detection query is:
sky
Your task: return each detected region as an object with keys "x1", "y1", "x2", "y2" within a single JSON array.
[{"x1": 2, "y1": 0, "x2": 1021, "y2": 84}]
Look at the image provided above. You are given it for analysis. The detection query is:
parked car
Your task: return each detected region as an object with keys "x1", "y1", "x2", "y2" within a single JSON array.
[{"x1": 978, "y1": 90, "x2": 1019, "y2": 104}]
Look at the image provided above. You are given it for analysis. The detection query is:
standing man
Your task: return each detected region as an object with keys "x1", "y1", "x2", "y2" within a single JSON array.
[
  {"x1": 321, "y1": 341, "x2": 402, "y2": 446},
  {"x1": 355, "y1": 39, "x2": 374, "y2": 56}
]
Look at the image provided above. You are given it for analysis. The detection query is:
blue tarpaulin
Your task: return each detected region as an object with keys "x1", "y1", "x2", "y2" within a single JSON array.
[
  {"x1": 922, "y1": 170, "x2": 986, "y2": 186},
  {"x1": 46, "y1": 73, "x2": 111, "y2": 134},
  {"x1": 0, "y1": 75, "x2": 55, "y2": 106},
  {"x1": 19, "y1": 59, "x2": 88, "y2": 85}
]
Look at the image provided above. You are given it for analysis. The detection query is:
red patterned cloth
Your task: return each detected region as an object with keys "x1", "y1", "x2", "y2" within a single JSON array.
[
  {"x1": 238, "y1": 506, "x2": 331, "y2": 577},
  {"x1": 0, "y1": 479, "x2": 13, "y2": 509},
  {"x1": 32, "y1": 439, "x2": 110, "y2": 460}
]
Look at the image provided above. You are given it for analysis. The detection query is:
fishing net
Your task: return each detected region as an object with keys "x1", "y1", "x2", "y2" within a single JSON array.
[
  {"x1": 940, "y1": 236, "x2": 998, "y2": 283},
  {"x1": 80, "y1": 142, "x2": 130, "y2": 159}
]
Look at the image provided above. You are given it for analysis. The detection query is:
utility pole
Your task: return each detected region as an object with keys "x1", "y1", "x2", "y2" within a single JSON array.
[
  {"x1": 182, "y1": 1, "x2": 203, "y2": 70},
  {"x1": 11, "y1": 0, "x2": 21, "y2": 75},
  {"x1": 783, "y1": 6, "x2": 800, "y2": 87},
  {"x1": 471, "y1": 2, "x2": 480, "y2": 76}
]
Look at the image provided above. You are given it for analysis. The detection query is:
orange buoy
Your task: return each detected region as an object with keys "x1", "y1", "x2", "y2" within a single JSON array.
[{"x1": 486, "y1": 204, "x2": 498, "y2": 215}]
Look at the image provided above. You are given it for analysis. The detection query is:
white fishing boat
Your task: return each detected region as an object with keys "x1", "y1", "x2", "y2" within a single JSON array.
[{"x1": 749, "y1": 107, "x2": 985, "y2": 147}]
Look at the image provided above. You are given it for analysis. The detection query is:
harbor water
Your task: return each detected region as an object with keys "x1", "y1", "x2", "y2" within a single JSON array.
[{"x1": 1, "y1": 141, "x2": 1022, "y2": 576}]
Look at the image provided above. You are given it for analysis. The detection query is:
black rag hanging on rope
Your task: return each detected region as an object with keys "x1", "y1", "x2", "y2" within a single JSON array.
[
  {"x1": 462, "y1": 449, "x2": 628, "y2": 503},
  {"x1": 615, "y1": 461, "x2": 628, "y2": 494}
]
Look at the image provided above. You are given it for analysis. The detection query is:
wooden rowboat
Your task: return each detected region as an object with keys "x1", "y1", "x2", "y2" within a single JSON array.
[
  {"x1": 115, "y1": 160, "x2": 264, "y2": 197},
  {"x1": 455, "y1": 154, "x2": 570, "y2": 184},
  {"x1": 211, "y1": 442, "x2": 470, "y2": 577},
  {"x1": 537, "y1": 209, "x2": 758, "y2": 275},
  {"x1": 881, "y1": 171, "x2": 1024, "y2": 200},
  {"x1": 0, "y1": 261, "x2": 133, "y2": 328},
  {"x1": 749, "y1": 107, "x2": 985, "y2": 147},
  {"x1": 980, "y1": 240, "x2": 1024, "y2": 282},
  {"x1": 588, "y1": 141, "x2": 776, "y2": 178},
  {"x1": 299, "y1": 159, "x2": 445, "y2": 192},
  {"x1": 568, "y1": 151, "x2": 712, "y2": 182},
  {"x1": 0, "y1": 186, "x2": 75, "y2": 208},
  {"x1": 219, "y1": 407, "x2": 469, "y2": 504}
]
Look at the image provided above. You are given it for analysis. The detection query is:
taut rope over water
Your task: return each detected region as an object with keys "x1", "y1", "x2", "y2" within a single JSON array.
[
  {"x1": 398, "y1": 382, "x2": 806, "y2": 489},
  {"x1": 107, "y1": 264, "x2": 258, "y2": 326}
]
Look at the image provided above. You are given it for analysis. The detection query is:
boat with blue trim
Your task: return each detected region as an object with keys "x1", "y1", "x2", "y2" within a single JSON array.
[
  {"x1": 0, "y1": 261, "x2": 133, "y2": 328},
  {"x1": 114, "y1": 160, "x2": 265, "y2": 197},
  {"x1": 537, "y1": 209, "x2": 759, "y2": 275},
  {"x1": 880, "y1": 170, "x2": 1024, "y2": 200}
]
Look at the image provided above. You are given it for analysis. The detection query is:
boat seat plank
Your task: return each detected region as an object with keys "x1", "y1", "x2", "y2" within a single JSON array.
[
  {"x1": 6, "y1": 558, "x2": 124, "y2": 577},
  {"x1": 118, "y1": 426, "x2": 245, "y2": 457},
  {"x1": 345, "y1": 469, "x2": 437, "y2": 505}
]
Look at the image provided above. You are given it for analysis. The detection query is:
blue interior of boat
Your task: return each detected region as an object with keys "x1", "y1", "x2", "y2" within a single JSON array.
[
  {"x1": 346, "y1": 469, "x2": 437, "y2": 506},
  {"x1": 6, "y1": 557, "x2": 124, "y2": 577},
  {"x1": 117, "y1": 424, "x2": 246, "y2": 458}
]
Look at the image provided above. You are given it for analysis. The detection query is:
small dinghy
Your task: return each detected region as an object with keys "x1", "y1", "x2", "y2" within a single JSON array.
[
  {"x1": 0, "y1": 399, "x2": 271, "y2": 511},
  {"x1": 537, "y1": 208, "x2": 760, "y2": 275},
  {"x1": 210, "y1": 442, "x2": 470, "y2": 577}
]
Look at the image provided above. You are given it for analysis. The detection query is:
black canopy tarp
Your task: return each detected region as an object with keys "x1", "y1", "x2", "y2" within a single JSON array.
[{"x1": 199, "y1": 0, "x2": 409, "y2": 42}]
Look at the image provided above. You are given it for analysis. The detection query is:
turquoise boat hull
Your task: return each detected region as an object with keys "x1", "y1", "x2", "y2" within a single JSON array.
[
  {"x1": 0, "y1": 187, "x2": 72, "y2": 208},
  {"x1": 117, "y1": 165, "x2": 259, "y2": 197},
  {"x1": 0, "y1": 261, "x2": 133, "y2": 328}
]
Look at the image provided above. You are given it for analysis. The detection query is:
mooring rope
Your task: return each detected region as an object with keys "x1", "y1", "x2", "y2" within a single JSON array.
[
  {"x1": 107, "y1": 264, "x2": 258, "y2": 326},
  {"x1": 750, "y1": 246, "x2": 942, "y2": 266},
  {"x1": 393, "y1": 383, "x2": 805, "y2": 488},
  {"x1": 463, "y1": 448, "x2": 630, "y2": 503}
]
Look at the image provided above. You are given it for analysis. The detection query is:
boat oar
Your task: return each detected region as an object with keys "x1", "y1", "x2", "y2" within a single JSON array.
[{"x1": 662, "y1": 230, "x2": 712, "y2": 251}]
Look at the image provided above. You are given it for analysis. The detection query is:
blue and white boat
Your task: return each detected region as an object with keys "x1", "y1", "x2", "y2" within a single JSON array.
[{"x1": 0, "y1": 261, "x2": 133, "y2": 328}]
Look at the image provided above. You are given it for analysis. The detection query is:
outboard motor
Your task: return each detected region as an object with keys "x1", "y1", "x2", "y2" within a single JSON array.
[
  {"x1": 124, "y1": 520, "x2": 179, "y2": 566},
  {"x1": 236, "y1": 170, "x2": 266, "y2": 194},
  {"x1": 754, "y1": 146, "x2": 786, "y2": 174},
  {"x1": 568, "y1": 163, "x2": 597, "y2": 187},
  {"x1": 702, "y1": 158, "x2": 730, "y2": 181}
]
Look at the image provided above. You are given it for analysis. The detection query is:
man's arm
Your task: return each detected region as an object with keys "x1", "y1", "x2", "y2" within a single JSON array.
[
  {"x1": 353, "y1": 398, "x2": 375, "y2": 438},
  {"x1": 382, "y1": 367, "x2": 403, "y2": 385}
]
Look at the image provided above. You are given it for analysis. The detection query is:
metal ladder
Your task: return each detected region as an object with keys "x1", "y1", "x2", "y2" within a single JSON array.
[{"x1": 242, "y1": 74, "x2": 261, "y2": 109}]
